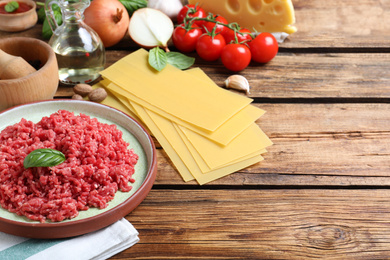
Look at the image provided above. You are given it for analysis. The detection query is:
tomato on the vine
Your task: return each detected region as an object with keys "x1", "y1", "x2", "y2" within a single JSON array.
[
  {"x1": 196, "y1": 33, "x2": 226, "y2": 61},
  {"x1": 248, "y1": 32, "x2": 279, "y2": 63},
  {"x1": 177, "y1": 4, "x2": 206, "y2": 27},
  {"x1": 172, "y1": 24, "x2": 203, "y2": 53},
  {"x1": 221, "y1": 43, "x2": 251, "y2": 71},
  {"x1": 223, "y1": 27, "x2": 252, "y2": 44},
  {"x1": 202, "y1": 15, "x2": 228, "y2": 35}
]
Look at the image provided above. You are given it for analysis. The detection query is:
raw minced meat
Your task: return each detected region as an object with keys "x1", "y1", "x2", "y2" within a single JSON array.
[{"x1": 0, "y1": 110, "x2": 138, "y2": 223}]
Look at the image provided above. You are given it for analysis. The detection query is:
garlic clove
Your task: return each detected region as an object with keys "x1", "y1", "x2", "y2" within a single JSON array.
[
  {"x1": 147, "y1": 0, "x2": 183, "y2": 21},
  {"x1": 224, "y1": 75, "x2": 250, "y2": 94}
]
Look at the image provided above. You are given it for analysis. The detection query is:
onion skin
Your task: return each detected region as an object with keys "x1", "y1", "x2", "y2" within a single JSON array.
[{"x1": 83, "y1": 0, "x2": 129, "y2": 47}]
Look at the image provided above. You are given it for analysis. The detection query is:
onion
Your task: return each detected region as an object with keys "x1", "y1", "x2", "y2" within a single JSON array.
[{"x1": 83, "y1": 0, "x2": 129, "y2": 48}]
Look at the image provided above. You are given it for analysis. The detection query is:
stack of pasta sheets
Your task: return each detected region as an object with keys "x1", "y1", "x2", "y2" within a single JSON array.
[{"x1": 97, "y1": 48, "x2": 272, "y2": 185}]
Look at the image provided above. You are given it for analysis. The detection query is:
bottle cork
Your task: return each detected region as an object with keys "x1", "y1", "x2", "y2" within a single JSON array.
[{"x1": 0, "y1": 49, "x2": 37, "y2": 80}]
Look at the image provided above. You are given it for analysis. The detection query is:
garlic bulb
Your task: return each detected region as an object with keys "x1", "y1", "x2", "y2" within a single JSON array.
[
  {"x1": 224, "y1": 75, "x2": 250, "y2": 94},
  {"x1": 147, "y1": 0, "x2": 183, "y2": 21}
]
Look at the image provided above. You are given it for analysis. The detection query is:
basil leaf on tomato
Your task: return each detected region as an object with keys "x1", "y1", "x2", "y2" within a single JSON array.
[
  {"x1": 5, "y1": 1, "x2": 19, "y2": 13},
  {"x1": 24, "y1": 148, "x2": 66, "y2": 169}
]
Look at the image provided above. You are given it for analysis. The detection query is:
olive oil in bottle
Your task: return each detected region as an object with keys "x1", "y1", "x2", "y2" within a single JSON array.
[{"x1": 45, "y1": 0, "x2": 105, "y2": 85}]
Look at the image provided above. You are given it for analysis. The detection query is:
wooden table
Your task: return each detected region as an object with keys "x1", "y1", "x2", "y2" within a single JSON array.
[{"x1": 2, "y1": 0, "x2": 390, "y2": 258}]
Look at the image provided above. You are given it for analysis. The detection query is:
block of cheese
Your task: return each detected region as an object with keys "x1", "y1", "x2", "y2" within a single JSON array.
[
  {"x1": 100, "y1": 49, "x2": 252, "y2": 132},
  {"x1": 189, "y1": 0, "x2": 297, "y2": 34}
]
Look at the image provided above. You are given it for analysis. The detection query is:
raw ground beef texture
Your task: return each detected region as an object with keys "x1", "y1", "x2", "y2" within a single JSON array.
[{"x1": 0, "y1": 110, "x2": 138, "y2": 223}]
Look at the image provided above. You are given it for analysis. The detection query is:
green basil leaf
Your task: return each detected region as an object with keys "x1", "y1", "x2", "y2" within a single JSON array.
[
  {"x1": 166, "y1": 52, "x2": 195, "y2": 70},
  {"x1": 37, "y1": 7, "x2": 46, "y2": 23},
  {"x1": 149, "y1": 47, "x2": 168, "y2": 72},
  {"x1": 42, "y1": 10, "x2": 62, "y2": 39},
  {"x1": 42, "y1": 19, "x2": 52, "y2": 40},
  {"x1": 24, "y1": 148, "x2": 66, "y2": 169},
  {"x1": 5, "y1": 1, "x2": 19, "y2": 13},
  {"x1": 119, "y1": 0, "x2": 147, "y2": 16}
]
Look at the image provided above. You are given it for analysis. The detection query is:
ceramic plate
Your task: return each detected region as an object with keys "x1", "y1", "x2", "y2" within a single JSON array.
[{"x1": 0, "y1": 100, "x2": 157, "y2": 238}]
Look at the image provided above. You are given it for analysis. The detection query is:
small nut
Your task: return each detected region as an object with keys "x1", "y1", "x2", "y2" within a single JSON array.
[
  {"x1": 73, "y1": 83, "x2": 93, "y2": 97},
  {"x1": 88, "y1": 88, "x2": 107, "y2": 102},
  {"x1": 224, "y1": 75, "x2": 250, "y2": 94},
  {"x1": 72, "y1": 94, "x2": 83, "y2": 100}
]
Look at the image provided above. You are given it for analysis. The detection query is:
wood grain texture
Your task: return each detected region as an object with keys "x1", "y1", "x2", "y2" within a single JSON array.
[
  {"x1": 133, "y1": 102, "x2": 390, "y2": 186},
  {"x1": 286, "y1": 0, "x2": 390, "y2": 48},
  {"x1": 117, "y1": 189, "x2": 390, "y2": 259},
  {"x1": 193, "y1": 52, "x2": 390, "y2": 99},
  {"x1": 55, "y1": 51, "x2": 390, "y2": 99}
]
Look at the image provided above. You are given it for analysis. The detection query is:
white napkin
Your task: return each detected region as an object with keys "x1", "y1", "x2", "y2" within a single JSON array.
[{"x1": 0, "y1": 218, "x2": 139, "y2": 260}]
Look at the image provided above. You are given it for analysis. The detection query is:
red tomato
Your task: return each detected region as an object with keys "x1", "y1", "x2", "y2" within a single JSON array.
[
  {"x1": 172, "y1": 25, "x2": 203, "y2": 53},
  {"x1": 196, "y1": 34, "x2": 226, "y2": 61},
  {"x1": 248, "y1": 32, "x2": 279, "y2": 63},
  {"x1": 177, "y1": 4, "x2": 206, "y2": 27},
  {"x1": 223, "y1": 28, "x2": 252, "y2": 44},
  {"x1": 221, "y1": 44, "x2": 251, "y2": 71},
  {"x1": 202, "y1": 15, "x2": 228, "y2": 35}
]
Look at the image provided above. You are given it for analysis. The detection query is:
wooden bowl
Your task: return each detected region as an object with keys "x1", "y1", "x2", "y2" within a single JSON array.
[
  {"x1": 0, "y1": 37, "x2": 59, "y2": 111},
  {"x1": 0, "y1": 0, "x2": 38, "y2": 32}
]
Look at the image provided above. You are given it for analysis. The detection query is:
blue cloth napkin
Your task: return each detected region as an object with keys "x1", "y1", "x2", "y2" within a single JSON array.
[{"x1": 0, "y1": 218, "x2": 139, "y2": 260}]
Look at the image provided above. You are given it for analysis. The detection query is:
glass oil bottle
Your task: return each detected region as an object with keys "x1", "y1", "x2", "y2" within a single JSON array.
[{"x1": 45, "y1": 0, "x2": 105, "y2": 85}]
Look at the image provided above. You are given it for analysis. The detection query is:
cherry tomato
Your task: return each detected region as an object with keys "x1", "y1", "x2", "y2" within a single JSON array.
[
  {"x1": 221, "y1": 44, "x2": 251, "y2": 71},
  {"x1": 248, "y1": 32, "x2": 279, "y2": 63},
  {"x1": 202, "y1": 15, "x2": 228, "y2": 35},
  {"x1": 196, "y1": 33, "x2": 226, "y2": 61},
  {"x1": 177, "y1": 4, "x2": 206, "y2": 27},
  {"x1": 172, "y1": 25, "x2": 203, "y2": 53},
  {"x1": 223, "y1": 27, "x2": 252, "y2": 44}
]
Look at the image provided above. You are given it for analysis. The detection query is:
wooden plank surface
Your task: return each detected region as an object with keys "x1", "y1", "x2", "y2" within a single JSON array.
[
  {"x1": 118, "y1": 189, "x2": 390, "y2": 259},
  {"x1": 151, "y1": 103, "x2": 390, "y2": 186},
  {"x1": 286, "y1": 0, "x2": 390, "y2": 48},
  {"x1": 55, "y1": 50, "x2": 390, "y2": 99},
  {"x1": 188, "y1": 53, "x2": 390, "y2": 99}
]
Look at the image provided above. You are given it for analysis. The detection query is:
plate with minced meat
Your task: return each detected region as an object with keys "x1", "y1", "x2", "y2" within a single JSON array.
[{"x1": 0, "y1": 100, "x2": 157, "y2": 238}]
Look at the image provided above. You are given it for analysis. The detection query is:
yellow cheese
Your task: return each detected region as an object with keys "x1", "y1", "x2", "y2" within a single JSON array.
[
  {"x1": 189, "y1": 0, "x2": 297, "y2": 34},
  {"x1": 100, "y1": 49, "x2": 252, "y2": 132}
]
